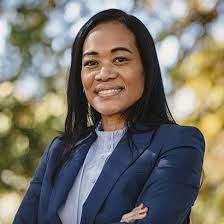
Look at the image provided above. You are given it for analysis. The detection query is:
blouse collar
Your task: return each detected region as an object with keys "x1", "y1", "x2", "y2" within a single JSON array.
[{"x1": 95, "y1": 120, "x2": 127, "y2": 139}]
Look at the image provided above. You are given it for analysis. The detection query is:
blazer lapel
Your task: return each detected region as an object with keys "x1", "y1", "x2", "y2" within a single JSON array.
[
  {"x1": 47, "y1": 132, "x2": 97, "y2": 223},
  {"x1": 81, "y1": 125, "x2": 158, "y2": 224}
]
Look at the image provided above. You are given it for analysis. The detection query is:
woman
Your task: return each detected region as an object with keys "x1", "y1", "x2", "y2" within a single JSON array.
[{"x1": 13, "y1": 9, "x2": 205, "y2": 224}]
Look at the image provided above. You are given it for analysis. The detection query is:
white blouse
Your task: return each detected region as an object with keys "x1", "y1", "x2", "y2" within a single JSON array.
[{"x1": 58, "y1": 123, "x2": 127, "y2": 224}]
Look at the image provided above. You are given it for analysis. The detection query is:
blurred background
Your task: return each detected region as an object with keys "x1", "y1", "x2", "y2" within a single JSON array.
[{"x1": 0, "y1": 0, "x2": 223, "y2": 223}]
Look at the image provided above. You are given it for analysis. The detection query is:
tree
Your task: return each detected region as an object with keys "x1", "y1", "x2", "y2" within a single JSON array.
[{"x1": 0, "y1": 0, "x2": 223, "y2": 223}]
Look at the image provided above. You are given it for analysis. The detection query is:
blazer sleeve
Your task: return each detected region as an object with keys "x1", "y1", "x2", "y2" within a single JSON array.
[
  {"x1": 133, "y1": 126, "x2": 205, "y2": 224},
  {"x1": 12, "y1": 137, "x2": 58, "y2": 224}
]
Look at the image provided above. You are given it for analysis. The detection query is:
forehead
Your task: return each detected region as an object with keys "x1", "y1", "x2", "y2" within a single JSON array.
[{"x1": 82, "y1": 21, "x2": 137, "y2": 51}]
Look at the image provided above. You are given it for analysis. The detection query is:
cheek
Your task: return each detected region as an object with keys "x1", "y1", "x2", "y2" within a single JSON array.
[
  {"x1": 81, "y1": 73, "x2": 94, "y2": 96},
  {"x1": 127, "y1": 70, "x2": 145, "y2": 98}
]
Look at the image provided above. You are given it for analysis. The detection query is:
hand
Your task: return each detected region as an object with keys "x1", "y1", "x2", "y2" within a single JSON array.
[{"x1": 120, "y1": 203, "x2": 148, "y2": 223}]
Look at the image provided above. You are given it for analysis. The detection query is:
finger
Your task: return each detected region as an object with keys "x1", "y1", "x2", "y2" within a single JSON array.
[
  {"x1": 133, "y1": 206, "x2": 148, "y2": 216},
  {"x1": 124, "y1": 207, "x2": 148, "y2": 222},
  {"x1": 126, "y1": 211, "x2": 147, "y2": 223},
  {"x1": 121, "y1": 205, "x2": 148, "y2": 222},
  {"x1": 132, "y1": 206, "x2": 148, "y2": 214},
  {"x1": 132, "y1": 203, "x2": 144, "y2": 211},
  {"x1": 139, "y1": 207, "x2": 148, "y2": 214},
  {"x1": 135, "y1": 212, "x2": 147, "y2": 220}
]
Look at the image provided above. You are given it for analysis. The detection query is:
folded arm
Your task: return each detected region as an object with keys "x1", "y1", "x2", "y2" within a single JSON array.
[
  {"x1": 110, "y1": 126, "x2": 205, "y2": 224},
  {"x1": 133, "y1": 126, "x2": 205, "y2": 224}
]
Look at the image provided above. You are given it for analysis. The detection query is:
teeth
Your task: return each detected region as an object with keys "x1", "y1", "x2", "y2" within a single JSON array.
[{"x1": 98, "y1": 88, "x2": 122, "y2": 95}]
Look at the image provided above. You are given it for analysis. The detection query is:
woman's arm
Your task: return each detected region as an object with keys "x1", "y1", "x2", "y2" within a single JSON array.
[
  {"x1": 108, "y1": 126, "x2": 205, "y2": 224},
  {"x1": 12, "y1": 137, "x2": 58, "y2": 224},
  {"x1": 131, "y1": 126, "x2": 205, "y2": 224}
]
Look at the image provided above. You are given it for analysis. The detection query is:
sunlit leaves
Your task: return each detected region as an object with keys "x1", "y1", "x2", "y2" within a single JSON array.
[{"x1": 0, "y1": 0, "x2": 223, "y2": 223}]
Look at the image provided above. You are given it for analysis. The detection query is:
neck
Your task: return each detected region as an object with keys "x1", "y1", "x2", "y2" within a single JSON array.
[{"x1": 100, "y1": 115, "x2": 127, "y2": 131}]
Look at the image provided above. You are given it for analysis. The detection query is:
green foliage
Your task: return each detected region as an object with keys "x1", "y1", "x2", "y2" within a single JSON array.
[{"x1": 0, "y1": 0, "x2": 223, "y2": 223}]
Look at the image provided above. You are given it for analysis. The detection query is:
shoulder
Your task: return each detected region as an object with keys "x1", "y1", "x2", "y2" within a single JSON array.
[
  {"x1": 42, "y1": 131, "x2": 94, "y2": 159},
  {"x1": 41, "y1": 135, "x2": 64, "y2": 161},
  {"x1": 157, "y1": 123, "x2": 205, "y2": 153}
]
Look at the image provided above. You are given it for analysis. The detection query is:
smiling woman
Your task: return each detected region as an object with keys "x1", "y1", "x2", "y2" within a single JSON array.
[
  {"x1": 13, "y1": 9, "x2": 205, "y2": 224},
  {"x1": 81, "y1": 21, "x2": 145, "y2": 130}
]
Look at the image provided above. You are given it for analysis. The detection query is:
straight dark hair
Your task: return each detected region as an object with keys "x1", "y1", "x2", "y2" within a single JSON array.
[{"x1": 52, "y1": 9, "x2": 176, "y2": 183}]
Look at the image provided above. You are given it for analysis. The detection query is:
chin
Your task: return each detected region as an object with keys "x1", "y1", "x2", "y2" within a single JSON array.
[
  {"x1": 98, "y1": 110, "x2": 122, "y2": 116},
  {"x1": 95, "y1": 106, "x2": 124, "y2": 117}
]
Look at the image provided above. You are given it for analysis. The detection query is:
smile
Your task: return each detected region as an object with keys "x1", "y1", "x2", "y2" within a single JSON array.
[{"x1": 97, "y1": 88, "x2": 123, "y2": 97}]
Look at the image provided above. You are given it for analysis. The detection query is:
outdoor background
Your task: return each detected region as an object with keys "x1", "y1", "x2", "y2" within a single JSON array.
[{"x1": 0, "y1": 0, "x2": 223, "y2": 223}]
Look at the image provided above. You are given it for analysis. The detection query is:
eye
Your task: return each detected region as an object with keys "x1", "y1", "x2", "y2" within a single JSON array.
[
  {"x1": 113, "y1": 57, "x2": 128, "y2": 64},
  {"x1": 83, "y1": 60, "x2": 98, "y2": 67}
]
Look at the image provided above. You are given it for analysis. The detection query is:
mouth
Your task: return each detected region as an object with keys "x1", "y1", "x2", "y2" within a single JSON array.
[{"x1": 95, "y1": 87, "x2": 124, "y2": 97}]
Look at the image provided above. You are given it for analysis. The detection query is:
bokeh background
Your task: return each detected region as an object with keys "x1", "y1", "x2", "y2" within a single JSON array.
[{"x1": 0, "y1": 0, "x2": 223, "y2": 223}]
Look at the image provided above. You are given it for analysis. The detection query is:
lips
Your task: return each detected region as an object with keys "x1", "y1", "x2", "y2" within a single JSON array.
[
  {"x1": 98, "y1": 88, "x2": 123, "y2": 96},
  {"x1": 95, "y1": 85, "x2": 124, "y2": 93},
  {"x1": 95, "y1": 85, "x2": 124, "y2": 97}
]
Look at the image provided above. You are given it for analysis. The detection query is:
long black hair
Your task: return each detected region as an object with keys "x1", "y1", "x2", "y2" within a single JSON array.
[{"x1": 52, "y1": 8, "x2": 176, "y2": 183}]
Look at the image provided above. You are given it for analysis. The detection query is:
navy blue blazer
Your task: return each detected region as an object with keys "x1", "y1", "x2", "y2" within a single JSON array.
[{"x1": 13, "y1": 123, "x2": 205, "y2": 224}]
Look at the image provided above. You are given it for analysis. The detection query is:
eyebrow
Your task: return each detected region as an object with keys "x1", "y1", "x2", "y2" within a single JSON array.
[
  {"x1": 82, "y1": 47, "x2": 133, "y2": 58},
  {"x1": 111, "y1": 47, "x2": 133, "y2": 54}
]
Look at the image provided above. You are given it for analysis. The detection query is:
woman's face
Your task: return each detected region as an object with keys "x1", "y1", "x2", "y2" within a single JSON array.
[{"x1": 81, "y1": 21, "x2": 145, "y2": 118}]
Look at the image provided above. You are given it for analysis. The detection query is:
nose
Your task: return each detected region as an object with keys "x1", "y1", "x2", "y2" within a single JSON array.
[{"x1": 95, "y1": 65, "x2": 118, "y2": 81}]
